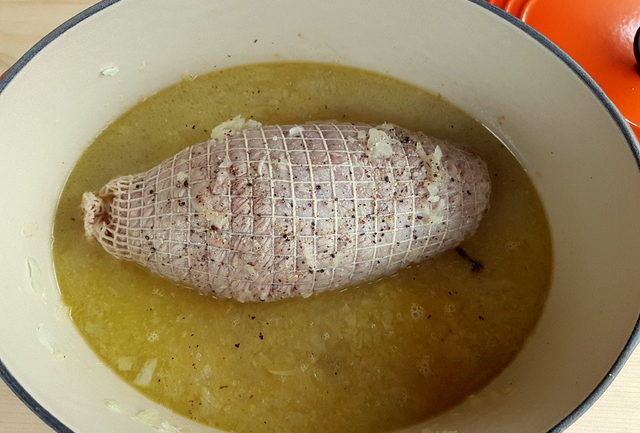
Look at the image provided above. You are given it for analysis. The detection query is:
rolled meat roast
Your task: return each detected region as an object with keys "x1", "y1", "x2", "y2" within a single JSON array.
[{"x1": 82, "y1": 119, "x2": 491, "y2": 302}]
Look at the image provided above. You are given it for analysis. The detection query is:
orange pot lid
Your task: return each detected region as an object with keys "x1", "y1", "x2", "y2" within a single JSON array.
[{"x1": 488, "y1": 0, "x2": 640, "y2": 137}]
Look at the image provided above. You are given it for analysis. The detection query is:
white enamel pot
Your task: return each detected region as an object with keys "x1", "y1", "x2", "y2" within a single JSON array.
[{"x1": 1, "y1": 0, "x2": 639, "y2": 432}]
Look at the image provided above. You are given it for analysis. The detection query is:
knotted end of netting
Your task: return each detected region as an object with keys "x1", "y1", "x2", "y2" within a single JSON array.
[{"x1": 81, "y1": 191, "x2": 108, "y2": 240}]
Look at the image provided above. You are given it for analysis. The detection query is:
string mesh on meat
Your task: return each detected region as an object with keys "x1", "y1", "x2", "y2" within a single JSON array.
[{"x1": 82, "y1": 122, "x2": 491, "y2": 302}]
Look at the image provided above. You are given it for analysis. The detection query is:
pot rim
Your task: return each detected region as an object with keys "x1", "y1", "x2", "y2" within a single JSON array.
[{"x1": 0, "y1": 1, "x2": 638, "y2": 432}]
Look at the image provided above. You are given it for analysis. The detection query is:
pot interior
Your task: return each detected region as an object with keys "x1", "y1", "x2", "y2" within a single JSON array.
[{"x1": 0, "y1": 0, "x2": 638, "y2": 432}]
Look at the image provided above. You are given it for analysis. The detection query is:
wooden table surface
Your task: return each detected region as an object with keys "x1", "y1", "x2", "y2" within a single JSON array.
[{"x1": 0, "y1": 1, "x2": 638, "y2": 432}]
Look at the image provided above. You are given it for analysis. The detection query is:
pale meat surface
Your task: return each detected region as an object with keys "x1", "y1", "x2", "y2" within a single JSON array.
[{"x1": 82, "y1": 121, "x2": 491, "y2": 302}]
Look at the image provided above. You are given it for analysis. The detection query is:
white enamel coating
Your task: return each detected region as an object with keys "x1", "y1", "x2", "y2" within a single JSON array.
[{"x1": 0, "y1": 0, "x2": 639, "y2": 432}]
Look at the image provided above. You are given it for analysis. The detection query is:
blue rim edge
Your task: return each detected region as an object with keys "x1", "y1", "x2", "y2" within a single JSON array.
[
  {"x1": 0, "y1": 0, "x2": 638, "y2": 432},
  {"x1": 0, "y1": 0, "x2": 120, "y2": 94}
]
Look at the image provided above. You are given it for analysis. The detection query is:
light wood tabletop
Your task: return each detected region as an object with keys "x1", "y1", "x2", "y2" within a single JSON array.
[{"x1": 0, "y1": 1, "x2": 638, "y2": 432}]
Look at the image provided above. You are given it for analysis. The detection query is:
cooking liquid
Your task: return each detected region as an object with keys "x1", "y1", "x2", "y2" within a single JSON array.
[{"x1": 53, "y1": 62, "x2": 552, "y2": 433}]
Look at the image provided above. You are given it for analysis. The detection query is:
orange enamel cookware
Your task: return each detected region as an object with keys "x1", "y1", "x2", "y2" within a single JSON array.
[{"x1": 488, "y1": 0, "x2": 640, "y2": 137}]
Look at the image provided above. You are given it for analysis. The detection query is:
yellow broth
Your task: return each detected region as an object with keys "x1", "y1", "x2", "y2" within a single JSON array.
[{"x1": 53, "y1": 62, "x2": 552, "y2": 433}]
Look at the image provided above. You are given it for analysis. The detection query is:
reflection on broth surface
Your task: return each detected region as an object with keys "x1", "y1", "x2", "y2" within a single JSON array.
[{"x1": 54, "y1": 62, "x2": 551, "y2": 433}]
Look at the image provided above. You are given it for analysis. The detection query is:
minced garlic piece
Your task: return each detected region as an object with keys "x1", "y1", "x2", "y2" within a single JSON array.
[
  {"x1": 433, "y1": 145, "x2": 443, "y2": 162},
  {"x1": 366, "y1": 128, "x2": 397, "y2": 157},
  {"x1": 210, "y1": 115, "x2": 262, "y2": 140},
  {"x1": 175, "y1": 171, "x2": 188, "y2": 183},
  {"x1": 288, "y1": 125, "x2": 305, "y2": 137},
  {"x1": 134, "y1": 358, "x2": 158, "y2": 387}
]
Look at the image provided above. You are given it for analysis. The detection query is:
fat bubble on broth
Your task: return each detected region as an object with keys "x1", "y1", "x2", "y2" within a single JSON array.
[{"x1": 53, "y1": 62, "x2": 551, "y2": 433}]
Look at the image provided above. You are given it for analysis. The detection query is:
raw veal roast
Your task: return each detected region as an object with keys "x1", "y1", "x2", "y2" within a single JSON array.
[{"x1": 82, "y1": 118, "x2": 491, "y2": 302}]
